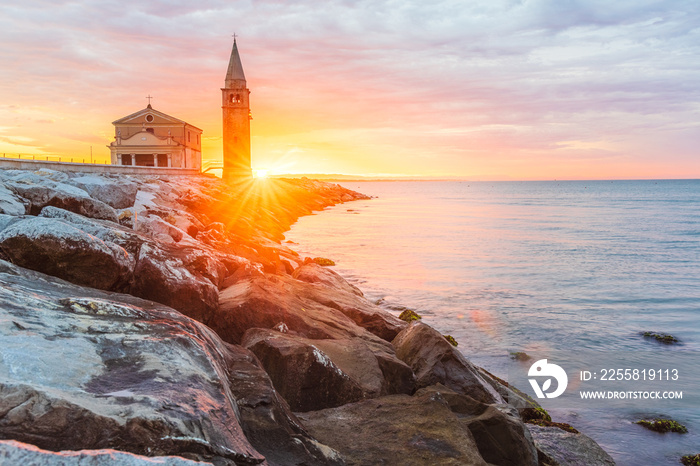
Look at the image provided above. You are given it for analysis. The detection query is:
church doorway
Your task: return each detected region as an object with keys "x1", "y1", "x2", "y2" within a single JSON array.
[{"x1": 135, "y1": 154, "x2": 155, "y2": 167}]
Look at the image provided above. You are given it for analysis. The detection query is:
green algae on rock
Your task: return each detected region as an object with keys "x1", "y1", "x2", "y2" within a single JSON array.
[
  {"x1": 640, "y1": 331, "x2": 680, "y2": 344},
  {"x1": 636, "y1": 418, "x2": 688, "y2": 434},
  {"x1": 443, "y1": 334, "x2": 458, "y2": 347},
  {"x1": 522, "y1": 405, "x2": 553, "y2": 423},
  {"x1": 311, "y1": 257, "x2": 336, "y2": 266},
  {"x1": 526, "y1": 419, "x2": 579, "y2": 434},
  {"x1": 681, "y1": 453, "x2": 700, "y2": 466},
  {"x1": 510, "y1": 351, "x2": 533, "y2": 362},
  {"x1": 398, "y1": 309, "x2": 422, "y2": 322}
]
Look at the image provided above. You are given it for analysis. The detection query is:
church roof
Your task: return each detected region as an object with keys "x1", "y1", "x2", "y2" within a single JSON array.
[
  {"x1": 112, "y1": 106, "x2": 202, "y2": 132},
  {"x1": 225, "y1": 39, "x2": 246, "y2": 87}
]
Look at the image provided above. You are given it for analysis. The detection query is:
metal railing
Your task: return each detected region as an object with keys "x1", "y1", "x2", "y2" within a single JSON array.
[
  {"x1": 0, "y1": 153, "x2": 110, "y2": 164},
  {"x1": 201, "y1": 161, "x2": 224, "y2": 173}
]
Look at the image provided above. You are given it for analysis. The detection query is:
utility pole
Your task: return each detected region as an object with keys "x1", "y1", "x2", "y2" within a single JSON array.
[{"x1": 90, "y1": 146, "x2": 93, "y2": 163}]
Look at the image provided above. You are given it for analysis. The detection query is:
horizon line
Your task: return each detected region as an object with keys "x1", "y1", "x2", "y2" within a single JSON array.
[{"x1": 268, "y1": 173, "x2": 700, "y2": 183}]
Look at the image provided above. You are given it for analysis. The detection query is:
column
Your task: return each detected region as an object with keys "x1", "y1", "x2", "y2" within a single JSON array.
[
  {"x1": 167, "y1": 154, "x2": 172, "y2": 167},
  {"x1": 153, "y1": 154, "x2": 158, "y2": 167}
]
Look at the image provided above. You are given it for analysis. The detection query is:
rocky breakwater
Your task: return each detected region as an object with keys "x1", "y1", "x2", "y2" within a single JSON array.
[{"x1": 0, "y1": 168, "x2": 614, "y2": 465}]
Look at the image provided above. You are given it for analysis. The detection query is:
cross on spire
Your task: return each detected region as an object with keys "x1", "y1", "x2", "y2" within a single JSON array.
[
  {"x1": 146, "y1": 94, "x2": 153, "y2": 106},
  {"x1": 232, "y1": 33, "x2": 237, "y2": 43}
]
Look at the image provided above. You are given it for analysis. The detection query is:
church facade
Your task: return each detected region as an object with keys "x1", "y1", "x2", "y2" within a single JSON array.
[{"x1": 108, "y1": 105, "x2": 202, "y2": 169}]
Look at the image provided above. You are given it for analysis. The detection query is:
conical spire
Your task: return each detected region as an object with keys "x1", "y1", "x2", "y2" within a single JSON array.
[{"x1": 225, "y1": 38, "x2": 246, "y2": 87}]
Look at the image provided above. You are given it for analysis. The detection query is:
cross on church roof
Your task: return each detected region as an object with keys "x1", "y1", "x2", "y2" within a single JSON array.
[
  {"x1": 146, "y1": 95, "x2": 153, "y2": 108},
  {"x1": 232, "y1": 33, "x2": 237, "y2": 43}
]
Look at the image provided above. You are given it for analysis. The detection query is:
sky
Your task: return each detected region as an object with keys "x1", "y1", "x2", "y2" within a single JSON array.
[{"x1": 1, "y1": 0, "x2": 699, "y2": 180}]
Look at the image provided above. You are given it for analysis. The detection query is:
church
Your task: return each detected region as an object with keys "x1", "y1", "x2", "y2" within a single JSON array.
[
  {"x1": 108, "y1": 104, "x2": 203, "y2": 169},
  {"x1": 107, "y1": 38, "x2": 252, "y2": 178}
]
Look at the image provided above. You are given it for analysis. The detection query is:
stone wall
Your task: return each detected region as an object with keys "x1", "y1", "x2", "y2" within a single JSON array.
[{"x1": 0, "y1": 158, "x2": 201, "y2": 176}]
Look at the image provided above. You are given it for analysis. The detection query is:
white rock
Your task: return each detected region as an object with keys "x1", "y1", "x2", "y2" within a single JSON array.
[
  {"x1": 32, "y1": 168, "x2": 71, "y2": 182},
  {"x1": 71, "y1": 175, "x2": 139, "y2": 209},
  {"x1": 5, "y1": 179, "x2": 117, "y2": 222},
  {"x1": 0, "y1": 216, "x2": 134, "y2": 290},
  {"x1": 0, "y1": 184, "x2": 25, "y2": 216},
  {"x1": 134, "y1": 214, "x2": 185, "y2": 243},
  {"x1": 0, "y1": 214, "x2": 19, "y2": 232}
]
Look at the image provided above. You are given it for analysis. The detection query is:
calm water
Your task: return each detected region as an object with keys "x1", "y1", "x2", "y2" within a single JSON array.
[{"x1": 284, "y1": 180, "x2": 700, "y2": 466}]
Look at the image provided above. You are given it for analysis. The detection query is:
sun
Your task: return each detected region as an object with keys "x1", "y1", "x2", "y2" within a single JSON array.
[{"x1": 254, "y1": 169, "x2": 269, "y2": 179}]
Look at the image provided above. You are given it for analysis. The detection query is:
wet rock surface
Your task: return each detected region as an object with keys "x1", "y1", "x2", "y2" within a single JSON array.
[
  {"x1": 130, "y1": 242, "x2": 220, "y2": 322},
  {"x1": 215, "y1": 272, "x2": 406, "y2": 345},
  {"x1": 0, "y1": 440, "x2": 206, "y2": 466},
  {"x1": 527, "y1": 425, "x2": 616, "y2": 466},
  {"x1": 392, "y1": 322, "x2": 503, "y2": 404},
  {"x1": 297, "y1": 383, "x2": 540, "y2": 466},
  {"x1": 0, "y1": 260, "x2": 263, "y2": 465},
  {"x1": 223, "y1": 344, "x2": 344, "y2": 466},
  {"x1": 242, "y1": 328, "x2": 414, "y2": 412},
  {"x1": 297, "y1": 390, "x2": 488, "y2": 466}
]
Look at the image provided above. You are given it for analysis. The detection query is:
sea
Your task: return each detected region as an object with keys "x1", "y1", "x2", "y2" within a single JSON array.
[{"x1": 284, "y1": 180, "x2": 700, "y2": 466}]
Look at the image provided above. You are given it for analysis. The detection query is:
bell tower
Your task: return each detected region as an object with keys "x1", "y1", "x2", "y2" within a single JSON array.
[{"x1": 222, "y1": 38, "x2": 252, "y2": 179}]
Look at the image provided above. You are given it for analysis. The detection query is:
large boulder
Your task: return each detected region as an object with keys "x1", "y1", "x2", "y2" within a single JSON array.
[
  {"x1": 292, "y1": 263, "x2": 362, "y2": 296},
  {"x1": 0, "y1": 260, "x2": 264, "y2": 465},
  {"x1": 464, "y1": 406, "x2": 538, "y2": 465},
  {"x1": 37, "y1": 207, "x2": 229, "y2": 320},
  {"x1": 141, "y1": 206, "x2": 206, "y2": 239},
  {"x1": 292, "y1": 263, "x2": 406, "y2": 341},
  {"x1": 392, "y1": 322, "x2": 503, "y2": 404},
  {"x1": 39, "y1": 206, "x2": 146, "y2": 258},
  {"x1": 5, "y1": 180, "x2": 118, "y2": 222},
  {"x1": 70, "y1": 175, "x2": 139, "y2": 209},
  {"x1": 216, "y1": 274, "x2": 368, "y2": 343},
  {"x1": 224, "y1": 344, "x2": 344, "y2": 466},
  {"x1": 131, "y1": 243, "x2": 219, "y2": 322},
  {"x1": 416, "y1": 385, "x2": 537, "y2": 466},
  {"x1": 527, "y1": 425, "x2": 615, "y2": 466},
  {"x1": 134, "y1": 213, "x2": 186, "y2": 243},
  {"x1": 242, "y1": 328, "x2": 414, "y2": 412},
  {"x1": 0, "y1": 216, "x2": 134, "y2": 291},
  {"x1": 0, "y1": 440, "x2": 204, "y2": 466},
  {"x1": 296, "y1": 390, "x2": 489, "y2": 466},
  {"x1": 20, "y1": 168, "x2": 71, "y2": 183},
  {"x1": 214, "y1": 273, "x2": 405, "y2": 345}
]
